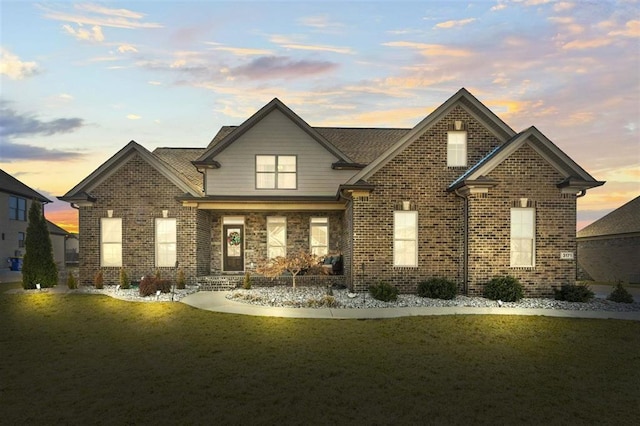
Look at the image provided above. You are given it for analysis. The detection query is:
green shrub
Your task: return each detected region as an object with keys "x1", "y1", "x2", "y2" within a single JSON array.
[
  {"x1": 554, "y1": 284, "x2": 594, "y2": 302},
  {"x1": 369, "y1": 280, "x2": 399, "y2": 302},
  {"x1": 67, "y1": 272, "x2": 78, "y2": 290},
  {"x1": 243, "y1": 272, "x2": 252, "y2": 290},
  {"x1": 94, "y1": 270, "x2": 104, "y2": 289},
  {"x1": 176, "y1": 268, "x2": 186, "y2": 290},
  {"x1": 119, "y1": 268, "x2": 130, "y2": 289},
  {"x1": 607, "y1": 283, "x2": 634, "y2": 304},
  {"x1": 484, "y1": 276, "x2": 524, "y2": 302},
  {"x1": 417, "y1": 278, "x2": 457, "y2": 300}
]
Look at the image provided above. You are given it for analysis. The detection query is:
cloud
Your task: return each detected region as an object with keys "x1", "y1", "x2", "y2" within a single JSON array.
[
  {"x1": 561, "y1": 38, "x2": 613, "y2": 50},
  {"x1": 0, "y1": 48, "x2": 39, "y2": 79},
  {"x1": 382, "y1": 41, "x2": 473, "y2": 57},
  {"x1": 229, "y1": 56, "x2": 338, "y2": 80},
  {"x1": 298, "y1": 15, "x2": 344, "y2": 31},
  {"x1": 40, "y1": 4, "x2": 162, "y2": 30},
  {"x1": 608, "y1": 20, "x2": 640, "y2": 38},
  {"x1": 0, "y1": 103, "x2": 84, "y2": 139},
  {"x1": 118, "y1": 44, "x2": 138, "y2": 53},
  {"x1": 75, "y1": 3, "x2": 146, "y2": 20},
  {"x1": 126, "y1": 114, "x2": 142, "y2": 120},
  {"x1": 205, "y1": 43, "x2": 273, "y2": 56},
  {"x1": 270, "y1": 35, "x2": 354, "y2": 54},
  {"x1": 62, "y1": 24, "x2": 105, "y2": 42},
  {"x1": 0, "y1": 141, "x2": 83, "y2": 161},
  {"x1": 434, "y1": 18, "x2": 476, "y2": 29}
]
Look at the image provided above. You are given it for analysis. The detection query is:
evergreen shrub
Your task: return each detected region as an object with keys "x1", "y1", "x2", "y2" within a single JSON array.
[
  {"x1": 369, "y1": 280, "x2": 399, "y2": 302},
  {"x1": 484, "y1": 276, "x2": 524, "y2": 302},
  {"x1": 417, "y1": 278, "x2": 457, "y2": 300},
  {"x1": 554, "y1": 284, "x2": 594, "y2": 302}
]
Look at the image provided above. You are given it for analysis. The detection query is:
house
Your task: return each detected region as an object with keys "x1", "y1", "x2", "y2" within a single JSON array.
[
  {"x1": 577, "y1": 196, "x2": 640, "y2": 283},
  {"x1": 47, "y1": 220, "x2": 72, "y2": 268},
  {"x1": 0, "y1": 169, "x2": 51, "y2": 269},
  {"x1": 59, "y1": 88, "x2": 604, "y2": 296}
]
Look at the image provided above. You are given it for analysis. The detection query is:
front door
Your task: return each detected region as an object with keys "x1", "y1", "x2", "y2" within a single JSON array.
[{"x1": 223, "y1": 225, "x2": 244, "y2": 272}]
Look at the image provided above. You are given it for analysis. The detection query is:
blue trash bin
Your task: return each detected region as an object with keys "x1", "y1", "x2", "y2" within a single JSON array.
[{"x1": 10, "y1": 257, "x2": 22, "y2": 271}]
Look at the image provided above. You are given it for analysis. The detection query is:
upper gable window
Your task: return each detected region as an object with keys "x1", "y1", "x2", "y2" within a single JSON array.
[
  {"x1": 447, "y1": 131, "x2": 467, "y2": 167},
  {"x1": 256, "y1": 155, "x2": 297, "y2": 189}
]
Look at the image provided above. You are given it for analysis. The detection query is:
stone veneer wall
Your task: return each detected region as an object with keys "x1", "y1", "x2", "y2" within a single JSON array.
[
  {"x1": 350, "y1": 106, "x2": 501, "y2": 293},
  {"x1": 466, "y1": 143, "x2": 577, "y2": 297},
  {"x1": 78, "y1": 154, "x2": 206, "y2": 286},
  {"x1": 209, "y1": 210, "x2": 345, "y2": 273}
]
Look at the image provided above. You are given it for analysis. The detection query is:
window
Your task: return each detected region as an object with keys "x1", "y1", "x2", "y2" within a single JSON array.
[
  {"x1": 267, "y1": 216, "x2": 286, "y2": 258},
  {"x1": 18, "y1": 232, "x2": 25, "y2": 248},
  {"x1": 510, "y1": 208, "x2": 535, "y2": 267},
  {"x1": 447, "y1": 131, "x2": 467, "y2": 167},
  {"x1": 256, "y1": 155, "x2": 297, "y2": 189},
  {"x1": 9, "y1": 196, "x2": 27, "y2": 221},
  {"x1": 100, "y1": 218, "x2": 122, "y2": 267},
  {"x1": 394, "y1": 211, "x2": 418, "y2": 267},
  {"x1": 156, "y1": 218, "x2": 177, "y2": 267},
  {"x1": 310, "y1": 217, "x2": 328, "y2": 256}
]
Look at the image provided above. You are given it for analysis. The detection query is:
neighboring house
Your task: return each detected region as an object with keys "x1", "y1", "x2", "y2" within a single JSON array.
[
  {"x1": 0, "y1": 169, "x2": 51, "y2": 269},
  {"x1": 59, "y1": 89, "x2": 604, "y2": 296},
  {"x1": 47, "y1": 220, "x2": 72, "y2": 268},
  {"x1": 577, "y1": 196, "x2": 640, "y2": 283}
]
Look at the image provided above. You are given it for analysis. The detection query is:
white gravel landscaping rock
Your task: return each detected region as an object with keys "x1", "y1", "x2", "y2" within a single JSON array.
[{"x1": 75, "y1": 284, "x2": 199, "y2": 302}]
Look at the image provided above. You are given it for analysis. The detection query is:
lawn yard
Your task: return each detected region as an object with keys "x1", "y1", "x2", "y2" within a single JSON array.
[{"x1": 1, "y1": 286, "x2": 639, "y2": 425}]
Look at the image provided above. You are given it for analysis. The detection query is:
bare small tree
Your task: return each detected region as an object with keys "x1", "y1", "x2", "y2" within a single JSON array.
[{"x1": 257, "y1": 252, "x2": 320, "y2": 289}]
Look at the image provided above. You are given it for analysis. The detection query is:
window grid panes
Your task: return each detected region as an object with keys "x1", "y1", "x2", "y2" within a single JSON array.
[
  {"x1": 447, "y1": 131, "x2": 467, "y2": 167},
  {"x1": 394, "y1": 211, "x2": 418, "y2": 267},
  {"x1": 267, "y1": 217, "x2": 286, "y2": 259},
  {"x1": 9, "y1": 196, "x2": 27, "y2": 221},
  {"x1": 310, "y1": 217, "x2": 328, "y2": 256},
  {"x1": 156, "y1": 218, "x2": 177, "y2": 267},
  {"x1": 510, "y1": 208, "x2": 535, "y2": 267},
  {"x1": 256, "y1": 155, "x2": 297, "y2": 189},
  {"x1": 101, "y1": 218, "x2": 122, "y2": 267}
]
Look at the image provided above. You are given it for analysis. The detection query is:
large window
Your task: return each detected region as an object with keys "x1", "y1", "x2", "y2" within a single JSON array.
[
  {"x1": 394, "y1": 211, "x2": 418, "y2": 267},
  {"x1": 256, "y1": 155, "x2": 297, "y2": 189},
  {"x1": 156, "y1": 218, "x2": 177, "y2": 267},
  {"x1": 447, "y1": 131, "x2": 467, "y2": 167},
  {"x1": 310, "y1": 217, "x2": 328, "y2": 256},
  {"x1": 100, "y1": 218, "x2": 122, "y2": 267},
  {"x1": 267, "y1": 216, "x2": 287, "y2": 258},
  {"x1": 9, "y1": 196, "x2": 27, "y2": 221},
  {"x1": 510, "y1": 208, "x2": 535, "y2": 267}
]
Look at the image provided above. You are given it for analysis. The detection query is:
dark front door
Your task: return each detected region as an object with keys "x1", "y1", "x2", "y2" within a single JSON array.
[{"x1": 223, "y1": 225, "x2": 244, "y2": 272}]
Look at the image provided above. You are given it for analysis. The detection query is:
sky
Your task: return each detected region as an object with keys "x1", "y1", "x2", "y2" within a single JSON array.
[{"x1": 1, "y1": 0, "x2": 638, "y2": 234}]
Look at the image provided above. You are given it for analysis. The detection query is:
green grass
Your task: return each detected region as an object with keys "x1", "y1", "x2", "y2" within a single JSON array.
[{"x1": 1, "y1": 286, "x2": 639, "y2": 425}]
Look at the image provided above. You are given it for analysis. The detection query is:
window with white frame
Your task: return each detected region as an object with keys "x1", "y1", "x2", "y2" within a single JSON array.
[
  {"x1": 100, "y1": 218, "x2": 122, "y2": 267},
  {"x1": 256, "y1": 155, "x2": 297, "y2": 189},
  {"x1": 447, "y1": 131, "x2": 467, "y2": 167},
  {"x1": 267, "y1": 216, "x2": 287, "y2": 258},
  {"x1": 156, "y1": 218, "x2": 177, "y2": 267},
  {"x1": 510, "y1": 208, "x2": 535, "y2": 267},
  {"x1": 310, "y1": 217, "x2": 328, "y2": 256},
  {"x1": 9, "y1": 196, "x2": 27, "y2": 221},
  {"x1": 394, "y1": 211, "x2": 418, "y2": 267}
]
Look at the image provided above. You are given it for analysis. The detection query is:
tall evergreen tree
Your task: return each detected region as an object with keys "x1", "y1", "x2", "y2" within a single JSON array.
[{"x1": 22, "y1": 201, "x2": 58, "y2": 289}]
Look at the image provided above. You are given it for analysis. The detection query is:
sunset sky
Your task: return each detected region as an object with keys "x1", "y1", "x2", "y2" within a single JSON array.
[{"x1": 1, "y1": 0, "x2": 638, "y2": 234}]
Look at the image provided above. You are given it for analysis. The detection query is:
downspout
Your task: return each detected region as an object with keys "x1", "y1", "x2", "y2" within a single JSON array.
[
  {"x1": 574, "y1": 189, "x2": 587, "y2": 281},
  {"x1": 453, "y1": 189, "x2": 469, "y2": 295},
  {"x1": 338, "y1": 189, "x2": 354, "y2": 291}
]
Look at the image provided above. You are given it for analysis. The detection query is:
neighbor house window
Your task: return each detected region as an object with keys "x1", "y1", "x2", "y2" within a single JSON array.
[
  {"x1": 155, "y1": 218, "x2": 177, "y2": 267},
  {"x1": 267, "y1": 216, "x2": 286, "y2": 258},
  {"x1": 256, "y1": 155, "x2": 297, "y2": 189},
  {"x1": 447, "y1": 131, "x2": 467, "y2": 167},
  {"x1": 100, "y1": 218, "x2": 122, "y2": 267},
  {"x1": 394, "y1": 211, "x2": 418, "y2": 267},
  {"x1": 9, "y1": 196, "x2": 27, "y2": 221},
  {"x1": 510, "y1": 208, "x2": 535, "y2": 267},
  {"x1": 310, "y1": 217, "x2": 328, "y2": 256},
  {"x1": 18, "y1": 232, "x2": 25, "y2": 248}
]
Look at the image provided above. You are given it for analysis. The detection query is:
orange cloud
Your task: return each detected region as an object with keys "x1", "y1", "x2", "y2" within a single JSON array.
[
  {"x1": 382, "y1": 41, "x2": 473, "y2": 57},
  {"x1": 46, "y1": 208, "x2": 79, "y2": 234}
]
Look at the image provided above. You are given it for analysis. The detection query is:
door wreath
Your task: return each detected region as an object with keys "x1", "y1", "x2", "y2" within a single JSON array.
[{"x1": 227, "y1": 231, "x2": 241, "y2": 246}]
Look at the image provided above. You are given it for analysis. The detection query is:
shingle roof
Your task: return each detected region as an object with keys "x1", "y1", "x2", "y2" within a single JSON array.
[
  {"x1": 153, "y1": 148, "x2": 206, "y2": 189},
  {"x1": 206, "y1": 125, "x2": 409, "y2": 165},
  {"x1": 577, "y1": 196, "x2": 640, "y2": 238},
  {"x1": 0, "y1": 169, "x2": 51, "y2": 202},
  {"x1": 47, "y1": 220, "x2": 69, "y2": 236}
]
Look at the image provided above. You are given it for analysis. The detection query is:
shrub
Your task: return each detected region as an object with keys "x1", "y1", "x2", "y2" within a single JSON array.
[
  {"x1": 119, "y1": 268, "x2": 130, "y2": 289},
  {"x1": 554, "y1": 284, "x2": 594, "y2": 302},
  {"x1": 154, "y1": 269, "x2": 162, "y2": 279},
  {"x1": 67, "y1": 272, "x2": 78, "y2": 289},
  {"x1": 139, "y1": 276, "x2": 156, "y2": 297},
  {"x1": 176, "y1": 268, "x2": 186, "y2": 290},
  {"x1": 243, "y1": 272, "x2": 252, "y2": 289},
  {"x1": 369, "y1": 280, "x2": 399, "y2": 302},
  {"x1": 156, "y1": 279, "x2": 172, "y2": 293},
  {"x1": 417, "y1": 278, "x2": 457, "y2": 300},
  {"x1": 607, "y1": 283, "x2": 634, "y2": 304},
  {"x1": 484, "y1": 276, "x2": 524, "y2": 302},
  {"x1": 94, "y1": 270, "x2": 104, "y2": 289}
]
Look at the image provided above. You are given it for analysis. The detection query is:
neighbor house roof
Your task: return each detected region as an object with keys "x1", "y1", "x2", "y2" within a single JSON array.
[
  {"x1": 577, "y1": 196, "x2": 640, "y2": 238},
  {"x1": 0, "y1": 169, "x2": 51, "y2": 202},
  {"x1": 47, "y1": 220, "x2": 70, "y2": 236}
]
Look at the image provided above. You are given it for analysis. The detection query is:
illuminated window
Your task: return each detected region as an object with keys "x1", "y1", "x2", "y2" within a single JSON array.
[
  {"x1": 156, "y1": 218, "x2": 177, "y2": 267},
  {"x1": 267, "y1": 216, "x2": 286, "y2": 258},
  {"x1": 394, "y1": 211, "x2": 418, "y2": 267},
  {"x1": 447, "y1": 131, "x2": 467, "y2": 167},
  {"x1": 310, "y1": 217, "x2": 328, "y2": 256},
  {"x1": 101, "y1": 218, "x2": 122, "y2": 267},
  {"x1": 9, "y1": 196, "x2": 27, "y2": 221},
  {"x1": 510, "y1": 208, "x2": 535, "y2": 267},
  {"x1": 256, "y1": 155, "x2": 297, "y2": 189}
]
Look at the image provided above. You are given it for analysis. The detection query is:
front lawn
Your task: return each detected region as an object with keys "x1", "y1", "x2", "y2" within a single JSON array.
[{"x1": 1, "y1": 289, "x2": 639, "y2": 424}]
